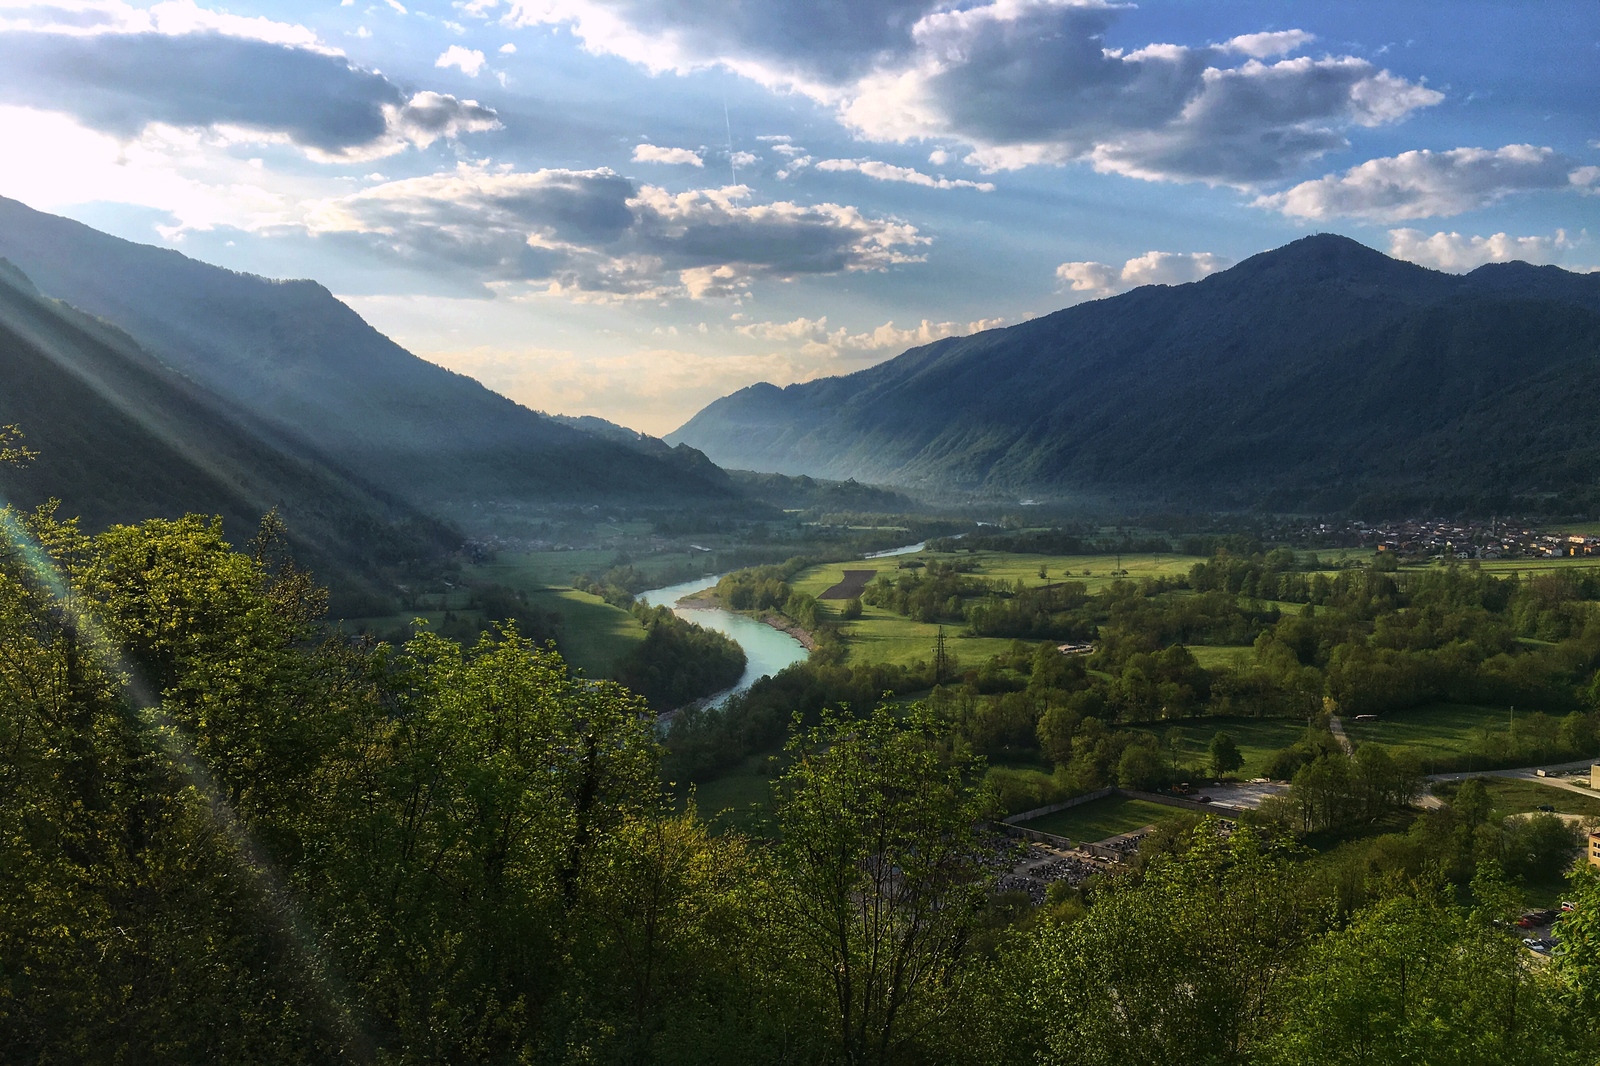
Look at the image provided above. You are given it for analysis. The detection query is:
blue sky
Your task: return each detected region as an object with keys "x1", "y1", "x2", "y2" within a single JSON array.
[{"x1": 0, "y1": 0, "x2": 1596, "y2": 432}]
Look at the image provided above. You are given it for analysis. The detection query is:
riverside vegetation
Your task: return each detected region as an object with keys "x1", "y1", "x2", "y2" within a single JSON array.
[
  {"x1": 669, "y1": 542, "x2": 1600, "y2": 796},
  {"x1": 6, "y1": 498, "x2": 1600, "y2": 1064}
]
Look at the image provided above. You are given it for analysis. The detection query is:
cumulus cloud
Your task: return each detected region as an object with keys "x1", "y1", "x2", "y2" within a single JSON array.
[
  {"x1": 435, "y1": 44, "x2": 486, "y2": 76},
  {"x1": 302, "y1": 163, "x2": 928, "y2": 300},
  {"x1": 815, "y1": 158, "x2": 995, "y2": 191},
  {"x1": 1221, "y1": 30, "x2": 1315, "y2": 58},
  {"x1": 0, "y1": 0, "x2": 330, "y2": 49},
  {"x1": 735, "y1": 314, "x2": 1003, "y2": 352},
  {"x1": 633, "y1": 143, "x2": 704, "y2": 166},
  {"x1": 471, "y1": 0, "x2": 1439, "y2": 186},
  {"x1": 1259, "y1": 145, "x2": 1599, "y2": 222},
  {"x1": 1387, "y1": 228, "x2": 1581, "y2": 271},
  {"x1": 1055, "y1": 250, "x2": 1231, "y2": 299},
  {"x1": 0, "y1": 8, "x2": 499, "y2": 158}
]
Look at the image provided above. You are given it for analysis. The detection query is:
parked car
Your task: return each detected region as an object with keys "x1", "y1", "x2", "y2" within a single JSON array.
[{"x1": 1536, "y1": 804, "x2": 1556, "y2": 812}]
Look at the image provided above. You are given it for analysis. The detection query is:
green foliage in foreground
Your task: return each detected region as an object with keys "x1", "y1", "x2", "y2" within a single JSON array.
[{"x1": 5, "y1": 504, "x2": 1600, "y2": 1064}]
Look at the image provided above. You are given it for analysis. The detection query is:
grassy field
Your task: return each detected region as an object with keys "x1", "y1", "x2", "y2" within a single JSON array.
[
  {"x1": 682, "y1": 755, "x2": 779, "y2": 835},
  {"x1": 472, "y1": 549, "x2": 707, "y2": 590},
  {"x1": 1021, "y1": 795, "x2": 1190, "y2": 843},
  {"x1": 1343, "y1": 703, "x2": 1518, "y2": 772},
  {"x1": 1129, "y1": 716, "x2": 1309, "y2": 779},
  {"x1": 1189, "y1": 645, "x2": 1253, "y2": 669},
  {"x1": 1433, "y1": 777, "x2": 1600, "y2": 821},
  {"x1": 522, "y1": 587, "x2": 645, "y2": 677},
  {"x1": 787, "y1": 550, "x2": 1209, "y2": 669}
]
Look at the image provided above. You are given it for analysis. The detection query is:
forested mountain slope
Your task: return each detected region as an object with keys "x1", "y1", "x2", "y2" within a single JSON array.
[
  {"x1": 0, "y1": 259, "x2": 454, "y2": 611},
  {"x1": 0, "y1": 196, "x2": 735, "y2": 511},
  {"x1": 670, "y1": 235, "x2": 1600, "y2": 514}
]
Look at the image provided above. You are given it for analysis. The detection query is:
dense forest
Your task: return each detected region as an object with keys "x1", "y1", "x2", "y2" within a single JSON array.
[{"x1": 3, "y1": 428, "x2": 1600, "y2": 1062}]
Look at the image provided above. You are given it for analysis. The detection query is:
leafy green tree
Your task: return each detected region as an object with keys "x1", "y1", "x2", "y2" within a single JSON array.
[
  {"x1": 1030, "y1": 824, "x2": 1315, "y2": 1066},
  {"x1": 1554, "y1": 865, "x2": 1600, "y2": 1011},
  {"x1": 1264, "y1": 884, "x2": 1587, "y2": 1065},
  {"x1": 774, "y1": 706, "x2": 987, "y2": 1065},
  {"x1": 1209, "y1": 731, "x2": 1244, "y2": 778},
  {"x1": 0, "y1": 423, "x2": 37, "y2": 464},
  {"x1": 1116, "y1": 736, "x2": 1168, "y2": 790}
]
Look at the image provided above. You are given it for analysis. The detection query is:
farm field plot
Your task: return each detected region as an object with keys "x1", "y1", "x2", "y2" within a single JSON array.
[
  {"x1": 819, "y1": 570, "x2": 878, "y2": 599},
  {"x1": 1128, "y1": 716, "x2": 1309, "y2": 779},
  {"x1": 1461, "y1": 557, "x2": 1600, "y2": 576},
  {"x1": 1342, "y1": 703, "x2": 1518, "y2": 771},
  {"x1": 920, "y1": 550, "x2": 1205, "y2": 593},
  {"x1": 1021, "y1": 795, "x2": 1189, "y2": 843}
]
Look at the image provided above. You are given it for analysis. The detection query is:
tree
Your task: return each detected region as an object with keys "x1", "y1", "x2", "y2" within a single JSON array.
[
  {"x1": 774, "y1": 706, "x2": 987, "y2": 1065},
  {"x1": 1030, "y1": 825, "x2": 1315, "y2": 1066},
  {"x1": 0, "y1": 423, "x2": 37, "y2": 465},
  {"x1": 1264, "y1": 885, "x2": 1586, "y2": 1066},
  {"x1": 1554, "y1": 866, "x2": 1600, "y2": 1011},
  {"x1": 1209, "y1": 731, "x2": 1244, "y2": 779},
  {"x1": 1117, "y1": 738, "x2": 1168, "y2": 791}
]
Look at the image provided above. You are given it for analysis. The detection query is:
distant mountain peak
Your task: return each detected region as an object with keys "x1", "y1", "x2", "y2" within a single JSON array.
[{"x1": 672, "y1": 234, "x2": 1600, "y2": 514}]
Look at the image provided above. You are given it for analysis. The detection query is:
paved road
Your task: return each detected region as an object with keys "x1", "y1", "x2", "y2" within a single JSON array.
[
  {"x1": 1429, "y1": 758, "x2": 1595, "y2": 788},
  {"x1": 1422, "y1": 759, "x2": 1598, "y2": 805},
  {"x1": 1328, "y1": 715, "x2": 1353, "y2": 755}
]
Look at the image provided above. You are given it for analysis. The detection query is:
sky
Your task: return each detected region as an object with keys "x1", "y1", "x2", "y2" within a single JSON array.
[{"x1": 0, "y1": 0, "x2": 1596, "y2": 434}]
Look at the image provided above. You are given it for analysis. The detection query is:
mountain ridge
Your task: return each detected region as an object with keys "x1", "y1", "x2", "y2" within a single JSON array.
[
  {"x1": 0, "y1": 196, "x2": 737, "y2": 516},
  {"x1": 669, "y1": 235, "x2": 1600, "y2": 514},
  {"x1": 0, "y1": 259, "x2": 457, "y2": 612}
]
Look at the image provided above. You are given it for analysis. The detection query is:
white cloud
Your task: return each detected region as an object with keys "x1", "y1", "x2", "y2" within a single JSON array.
[
  {"x1": 1259, "y1": 144, "x2": 1598, "y2": 222},
  {"x1": 734, "y1": 314, "x2": 1003, "y2": 353},
  {"x1": 499, "y1": 42, "x2": 516, "y2": 53},
  {"x1": 489, "y1": 1, "x2": 1439, "y2": 186},
  {"x1": 0, "y1": 104, "x2": 303, "y2": 233},
  {"x1": 0, "y1": 0, "x2": 330, "y2": 51},
  {"x1": 632, "y1": 143, "x2": 704, "y2": 166},
  {"x1": 1055, "y1": 250, "x2": 1231, "y2": 299},
  {"x1": 1055, "y1": 260, "x2": 1121, "y2": 296},
  {"x1": 815, "y1": 157, "x2": 994, "y2": 191},
  {"x1": 0, "y1": 7, "x2": 499, "y2": 159},
  {"x1": 775, "y1": 154, "x2": 812, "y2": 180},
  {"x1": 1222, "y1": 29, "x2": 1314, "y2": 58},
  {"x1": 1386, "y1": 228, "x2": 1580, "y2": 271},
  {"x1": 435, "y1": 44, "x2": 487, "y2": 76},
  {"x1": 301, "y1": 163, "x2": 928, "y2": 300},
  {"x1": 729, "y1": 150, "x2": 759, "y2": 168}
]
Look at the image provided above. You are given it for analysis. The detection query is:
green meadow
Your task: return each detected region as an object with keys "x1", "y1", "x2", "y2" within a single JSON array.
[{"x1": 1020, "y1": 794, "x2": 1191, "y2": 843}]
